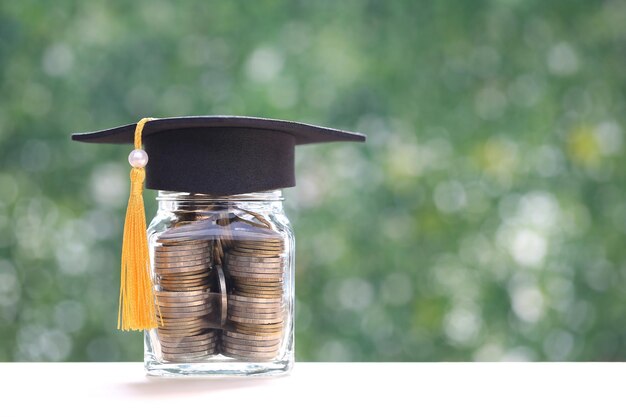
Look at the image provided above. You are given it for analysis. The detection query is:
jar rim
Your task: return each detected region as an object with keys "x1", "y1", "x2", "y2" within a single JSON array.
[{"x1": 156, "y1": 189, "x2": 284, "y2": 202}]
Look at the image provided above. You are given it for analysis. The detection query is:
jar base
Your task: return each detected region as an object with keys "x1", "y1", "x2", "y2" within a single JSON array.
[{"x1": 144, "y1": 354, "x2": 294, "y2": 377}]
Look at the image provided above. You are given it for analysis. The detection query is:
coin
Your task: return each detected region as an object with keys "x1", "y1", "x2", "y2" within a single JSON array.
[
  {"x1": 159, "y1": 321, "x2": 208, "y2": 331},
  {"x1": 158, "y1": 309, "x2": 212, "y2": 318},
  {"x1": 228, "y1": 303, "x2": 283, "y2": 312},
  {"x1": 155, "y1": 248, "x2": 209, "y2": 258},
  {"x1": 158, "y1": 331, "x2": 217, "y2": 343},
  {"x1": 228, "y1": 273, "x2": 285, "y2": 281},
  {"x1": 226, "y1": 260, "x2": 284, "y2": 269},
  {"x1": 156, "y1": 241, "x2": 211, "y2": 250},
  {"x1": 162, "y1": 350, "x2": 215, "y2": 361},
  {"x1": 155, "y1": 298, "x2": 209, "y2": 308},
  {"x1": 154, "y1": 258, "x2": 210, "y2": 268},
  {"x1": 227, "y1": 308, "x2": 283, "y2": 317},
  {"x1": 227, "y1": 315, "x2": 283, "y2": 325},
  {"x1": 228, "y1": 304, "x2": 283, "y2": 313},
  {"x1": 228, "y1": 294, "x2": 284, "y2": 304},
  {"x1": 228, "y1": 250, "x2": 281, "y2": 258},
  {"x1": 221, "y1": 335, "x2": 280, "y2": 347},
  {"x1": 155, "y1": 288, "x2": 210, "y2": 297},
  {"x1": 231, "y1": 282, "x2": 282, "y2": 291},
  {"x1": 161, "y1": 341, "x2": 216, "y2": 353},
  {"x1": 233, "y1": 291, "x2": 282, "y2": 299},
  {"x1": 231, "y1": 322, "x2": 284, "y2": 332},
  {"x1": 160, "y1": 338, "x2": 217, "y2": 349},
  {"x1": 159, "y1": 282, "x2": 211, "y2": 291},
  {"x1": 236, "y1": 238, "x2": 284, "y2": 245},
  {"x1": 223, "y1": 329, "x2": 278, "y2": 339},
  {"x1": 221, "y1": 340, "x2": 280, "y2": 352},
  {"x1": 154, "y1": 263, "x2": 210, "y2": 274},
  {"x1": 157, "y1": 327, "x2": 207, "y2": 336},
  {"x1": 234, "y1": 281, "x2": 283, "y2": 289},
  {"x1": 227, "y1": 267, "x2": 283, "y2": 276},
  {"x1": 156, "y1": 301, "x2": 210, "y2": 310},
  {"x1": 227, "y1": 250, "x2": 285, "y2": 263},
  {"x1": 216, "y1": 264, "x2": 227, "y2": 326},
  {"x1": 221, "y1": 346, "x2": 277, "y2": 359}
]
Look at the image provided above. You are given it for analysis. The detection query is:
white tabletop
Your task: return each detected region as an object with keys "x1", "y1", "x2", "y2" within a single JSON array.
[{"x1": 1, "y1": 362, "x2": 623, "y2": 416}]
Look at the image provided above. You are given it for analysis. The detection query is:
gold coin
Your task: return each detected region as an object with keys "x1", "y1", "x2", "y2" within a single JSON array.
[
  {"x1": 228, "y1": 303, "x2": 284, "y2": 312},
  {"x1": 233, "y1": 290, "x2": 283, "y2": 298},
  {"x1": 154, "y1": 263, "x2": 210, "y2": 275},
  {"x1": 155, "y1": 294, "x2": 210, "y2": 303},
  {"x1": 234, "y1": 281, "x2": 283, "y2": 289},
  {"x1": 228, "y1": 294, "x2": 284, "y2": 304},
  {"x1": 234, "y1": 291, "x2": 282, "y2": 299},
  {"x1": 157, "y1": 328, "x2": 207, "y2": 337},
  {"x1": 227, "y1": 315, "x2": 283, "y2": 325},
  {"x1": 154, "y1": 258, "x2": 210, "y2": 268},
  {"x1": 156, "y1": 241, "x2": 211, "y2": 250},
  {"x1": 228, "y1": 304, "x2": 285, "y2": 313},
  {"x1": 232, "y1": 322, "x2": 284, "y2": 332},
  {"x1": 158, "y1": 277, "x2": 211, "y2": 286},
  {"x1": 158, "y1": 331, "x2": 217, "y2": 343},
  {"x1": 231, "y1": 277, "x2": 283, "y2": 285},
  {"x1": 228, "y1": 272, "x2": 284, "y2": 281},
  {"x1": 221, "y1": 347, "x2": 277, "y2": 359},
  {"x1": 160, "y1": 334, "x2": 217, "y2": 346},
  {"x1": 232, "y1": 240, "x2": 282, "y2": 247},
  {"x1": 158, "y1": 309, "x2": 212, "y2": 318},
  {"x1": 156, "y1": 299, "x2": 209, "y2": 308},
  {"x1": 227, "y1": 260, "x2": 284, "y2": 270},
  {"x1": 228, "y1": 250, "x2": 281, "y2": 258},
  {"x1": 226, "y1": 265, "x2": 283, "y2": 275},
  {"x1": 158, "y1": 314, "x2": 209, "y2": 323},
  {"x1": 158, "y1": 282, "x2": 211, "y2": 291},
  {"x1": 158, "y1": 303, "x2": 212, "y2": 312},
  {"x1": 233, "y1": 287, "x2": 283, "y2": 295},
  {"x1": 228, "y1": 295, "x2": 283, "y2": 304},
  {"x1": 154, "y1": 250, "x2": 211, "y2": 260},
  {"x1": 223, "y1": 330, "x2": 282, "y2": 341},
  {"x1": 162, "y1": 350, "x2": 215, "y2": 361},
  {"x1": 221, "y1": 340, "x2": 280, "y2": 353},
  {"x1": 155, "y1": 289, "x2": 210, "y2": 297},
  {"x1": 227, "y1": 308, "x2": 283, "y2": 318},
  {"x1": 154, "y1": 248, "x2": 211, "y2": 258},
  {"x1": 227, "y1": 255, "x2": 283, "y2": 263},
  {"x1": 221, "y1": 335, "x2": 280, "y2": 347},
  {"x1": 232, "y1": 282, "x2": 283, "y2": 291},
  {"x1": 227, "y1": 253, "x2": 283, "y2": 262},
  {"x1": 230, "y1": 247, "x2": 282, "y2": 254},
  {"x1": 159, "y1": 321, "x2": 208, "y2": 330},
  {"x1": 158, "y1": 269, "x2": 211, "y2": 278},
  {"x1": 161, "y1": 343, "x2": 216, "y2": 354},
  {"x1": 155, "y1": 247, "x2": 211, "y2": 257}
]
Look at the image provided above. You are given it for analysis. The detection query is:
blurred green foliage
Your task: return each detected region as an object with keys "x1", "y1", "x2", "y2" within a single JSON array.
[{"x1": 1, "y1": 0, "x2": 625, "y2": 361}]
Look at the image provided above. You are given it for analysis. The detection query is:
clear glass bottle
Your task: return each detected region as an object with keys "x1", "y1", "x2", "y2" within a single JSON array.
[{"x1": 144, "y1": 190, "x2": 294, "y2": 376}]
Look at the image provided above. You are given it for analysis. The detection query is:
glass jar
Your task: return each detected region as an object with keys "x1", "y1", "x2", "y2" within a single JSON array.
[{"x1": 144, "y1": 190, "x2": 294, "y2": 376}]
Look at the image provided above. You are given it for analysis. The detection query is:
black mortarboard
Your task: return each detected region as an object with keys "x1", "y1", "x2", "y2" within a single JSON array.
[
  {"x1": 72, "y1": 116, "x2": 365, "y2": 195},
  {"x1": 73, "y1": 116, "x2": 364, "y2": 331}
]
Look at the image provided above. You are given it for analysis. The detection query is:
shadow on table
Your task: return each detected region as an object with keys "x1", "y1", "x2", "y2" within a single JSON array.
[{"x1": 121, "y1": 374, "x2": 279, "y2": 397}]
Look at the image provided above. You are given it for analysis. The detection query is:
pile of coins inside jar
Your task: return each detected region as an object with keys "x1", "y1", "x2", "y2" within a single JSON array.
[
  {"x1": 152, "y1": 210, "x2": 286, "y2": 362},
  {"x1": 153, "y1": 227, "x2": 218, "y2": 362}
]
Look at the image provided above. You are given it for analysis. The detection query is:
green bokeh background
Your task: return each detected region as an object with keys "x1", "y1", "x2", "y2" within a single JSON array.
[{"x1": 1, "y1": 1, "x2": 625, "y2": 361}]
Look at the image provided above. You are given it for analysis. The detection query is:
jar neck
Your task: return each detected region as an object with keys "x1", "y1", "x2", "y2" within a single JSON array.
[{"x1": 156, "y1": 190, "x2": 284, "y2": 211}]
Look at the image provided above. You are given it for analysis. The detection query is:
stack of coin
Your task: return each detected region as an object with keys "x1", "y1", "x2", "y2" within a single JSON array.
[
  {"x1": 153, "y1": 227, "x2": 217, "y2": 362},
  {"x1": 222, "y1": 233, "x2": 286, "y2": 361},
  {"x1": 155, "y1": 289, "x2": 218, "y2": 361}
]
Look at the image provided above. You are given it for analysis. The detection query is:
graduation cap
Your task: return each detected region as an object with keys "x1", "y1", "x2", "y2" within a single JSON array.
[
  {"x1": 72, "y1": 116, "x2": 365, "y2": 331},
  {"x1": 72, "y1": 116, "x2": 365, "y2": 195}
]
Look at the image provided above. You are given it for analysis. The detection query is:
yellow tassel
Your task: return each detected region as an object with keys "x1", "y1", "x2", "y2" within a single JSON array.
[{"x1": 118, "y1": 117, "x2": 160, "y2": 331}]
